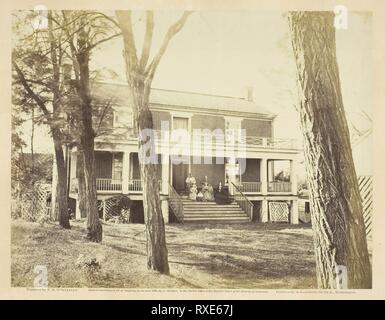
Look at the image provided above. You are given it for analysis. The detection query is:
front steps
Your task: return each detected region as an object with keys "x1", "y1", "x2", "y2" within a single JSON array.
[{"x1": 181, "y1": 199, "x2": 250, "y2": 223}]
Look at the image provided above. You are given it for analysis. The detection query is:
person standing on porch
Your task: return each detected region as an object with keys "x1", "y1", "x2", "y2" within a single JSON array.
[{"x1": 185, "y1": 173, "x2": 196, "y2": 193}]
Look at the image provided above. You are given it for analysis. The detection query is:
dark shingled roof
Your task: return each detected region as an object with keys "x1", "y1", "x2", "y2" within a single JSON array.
[{"x1": 92, "y1": 82, "x2": 276, "y2": 119}]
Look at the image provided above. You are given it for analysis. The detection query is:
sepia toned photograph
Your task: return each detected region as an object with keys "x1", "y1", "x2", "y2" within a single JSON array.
[{"x1": 9, "y1": 5, "x2": 374, "y2": 292}]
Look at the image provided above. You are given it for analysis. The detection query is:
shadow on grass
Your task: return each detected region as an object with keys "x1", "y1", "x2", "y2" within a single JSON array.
[
  {"x1": 105, "y1": 243, "x2": 146, "y2": 256},
  {"x1": 167, "y1": 236, "x2": 315, "y2": 281}
]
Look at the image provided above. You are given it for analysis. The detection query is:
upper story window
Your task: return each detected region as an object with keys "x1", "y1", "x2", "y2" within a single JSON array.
[
  {"x1": 173, "y1": 116, "x2": 189, "y2": 131},
  {"x1": 225, "y1": 117, "x2": 242, "y2": 141},
  {"x1": 113, "y1": 109, "x2": 134, "y2": 128}
]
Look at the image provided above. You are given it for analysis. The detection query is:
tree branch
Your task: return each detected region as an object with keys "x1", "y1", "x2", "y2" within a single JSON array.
[
  {"x1": 115, "y1": 10, "x2": 139, "y2": 69},
  {"x1": 146, "y1": 11, "x2": 192, "y2": 79},
  {"x1": 13, "y1": 62, "x2": 50, "y2": 117},
  {"x1": 87, "y1": 32, "x2": 122, "y2": 51},
  {"x1": 139, "y1": 11, "x2": 154, "y2": 71},
  {"x1": 92, "y1": 11, "x2": 121, "y2": 29}
]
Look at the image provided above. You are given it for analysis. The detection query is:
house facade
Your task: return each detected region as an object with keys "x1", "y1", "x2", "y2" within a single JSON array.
[{"x1": 68, "y1": 82, "x2": 301, "y2": 224}]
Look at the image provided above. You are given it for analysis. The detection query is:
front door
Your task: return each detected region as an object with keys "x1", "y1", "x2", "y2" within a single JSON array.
[
  {"x1": 172, "y1": 163, "x2": 189, "y2": 193},
  {"x1": 171, "y1": 116, "x2": 190, "y2": 193}
]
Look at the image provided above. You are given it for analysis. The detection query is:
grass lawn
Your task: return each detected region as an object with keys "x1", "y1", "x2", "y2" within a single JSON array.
[{"x1": 11, "y1": 219, "x2": 317, "y2": 289}]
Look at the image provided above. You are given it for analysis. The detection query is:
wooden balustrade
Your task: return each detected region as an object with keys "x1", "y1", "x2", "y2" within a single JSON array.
[
  {"x1": 268, "y1": 181, "x2": 292, "y2": 192},
  {"x1": 168, "y1": 184, "x2": 184, "y2": 223},
  {"x1": 238, "y1": 182, "x2": 262, "y2": 193},
  {"x1": 231, "y1": 182, "x2": 253, "y2": 221},
  {"x1": 152, "y1": 129, "x2": 297, "y2": 150},
  {"x1": 128, "y1": 179, "x2": 142, "y2": 192},
  {"x1": 96, "y1": 179, "x2": 122, "y2": 192}
]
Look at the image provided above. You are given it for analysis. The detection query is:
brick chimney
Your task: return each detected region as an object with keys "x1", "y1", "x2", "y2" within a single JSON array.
[{"x1": 246, "y1": 86, "x2": 254, "y2": 102}]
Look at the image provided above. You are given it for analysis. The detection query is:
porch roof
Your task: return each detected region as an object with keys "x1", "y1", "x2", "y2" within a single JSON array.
[{"x1": 92, "y1": 82, "x2": 276, "y2": 119}]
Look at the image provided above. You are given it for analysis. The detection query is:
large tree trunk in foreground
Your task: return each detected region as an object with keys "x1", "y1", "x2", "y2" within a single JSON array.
[
  {"x1": 81, "y1": 132, "x2": 101, "y2": 242},
  {"x1": 116, "y1": 10, "x2": 180, "y2": 275},
  {"x1": 134, "y1": 84, "x2": 169, "y2": 274},
  {"x1": 288, "y1": 12, "x2": 371, "y2": 289},
  {"x1": 76, "y1": 150, "x2": 87, "y2": 218},
  {"x1": 78, "y1": 48, "x2": 102, "y2": 242},
  {"x1": 52, "y1": 130, "x2": 70, "y2": 229}
]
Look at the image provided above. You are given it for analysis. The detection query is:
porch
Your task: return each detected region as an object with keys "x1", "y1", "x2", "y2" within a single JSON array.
[
  {"x1": 95, "y1": 178, "x2": 144, "y2": 193},
  {"x1": 69, "y1": 150, "x2": 165, "y2": 195},
  {"x1": 234, "y1": 158, "x2": 296, "y2": 195},
  {"x1": 94, "y1": 151, "x2": 163, "y2": 193},
  {"x1": 237, "y1": 181, "x2": 292, "y2": 193},
  {"x1": 69, "y1": 151, "x2": 297, "y2": 196}
]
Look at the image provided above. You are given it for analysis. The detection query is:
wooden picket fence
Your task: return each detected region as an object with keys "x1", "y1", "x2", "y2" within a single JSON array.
[{"x1": 358, "y1": 175, "x2": 373, "y2": 236}]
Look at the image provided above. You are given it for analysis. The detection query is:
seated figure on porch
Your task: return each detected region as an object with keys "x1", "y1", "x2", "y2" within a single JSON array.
[
  {"x1": 201, "y1": 176, "x2": 215, "y2": 202},
  {"x1": 185, "y1": 173, "x2": 196, "y2": 193},
  {"x1": 189, "y1": 182, "x2": 198, "y2": 201}
]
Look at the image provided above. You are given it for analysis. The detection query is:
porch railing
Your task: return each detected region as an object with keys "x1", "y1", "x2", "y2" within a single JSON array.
[
  {"x1": 168, "y1": 184, "x2": 184, "y2": 223},
  {"x1": 237, "y1": 182, "x2": 262, "y2": 193},
  {"x1": 152, "y1": 130, "x2": 297, "y2": 150},
  {"x1": 96, "y1": 178, "x2": 122, "y2": 192},
  {"x1": 231, "y1": 182, "x2": 254, "y2": 221},
  {"x1": 268, "y1": 181, "x2": 292, "y2": 193},
  {"x1": 267, "y1": 138, "x2": 296, "y2": 149},
  {"x1": 127, "y1": 179, "x2": 162, "y2": 192},
  {"x1": 128, "y1": 179, "x2": 142, "y2": 192}
]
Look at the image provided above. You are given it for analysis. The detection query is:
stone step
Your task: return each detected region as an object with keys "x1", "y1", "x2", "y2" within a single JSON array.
[
  {"x1": 183, "y1": 204, "x2": 239, "y2": 208},
  {"x1": 184, "y1": 210, "x2": 245, "y2": 216},
  {"x1": 184, "y1": 206, "x2": 243, "y2": 211},
  {"x1": 181, "y1": 201, "x2": 237, "y2": 206},
  {"x1": 184, "y1": 213, "x2": 248, "y2": 218},
  {"x1": 175, "y1": 199, "x2": 249, "y2": 223},
  {"x1": 182, "y1": 202, "x2": 238, "y2": 206},
  {"x1": 184, "y1": 217, "x2": 250, "y2": 224}
]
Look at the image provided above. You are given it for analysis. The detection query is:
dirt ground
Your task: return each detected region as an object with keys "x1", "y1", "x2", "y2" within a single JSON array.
[{"x1": 11, "y1": 219, "x2": 318, "y2": 289}]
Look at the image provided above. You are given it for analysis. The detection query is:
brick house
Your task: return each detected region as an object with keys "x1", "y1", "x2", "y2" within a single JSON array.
[{"x1": 68, "y1": 82, "x2": 300, "y2": 224}]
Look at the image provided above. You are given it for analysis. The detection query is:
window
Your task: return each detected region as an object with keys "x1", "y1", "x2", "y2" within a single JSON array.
[
  {"x1": 172, "y1": 116, "x2": 189, "y2": 131},
  {"x1": 225, "y1": 117, "x2": 242, "y2": 141},
  {"x1": 112, "y1": 153, "x2": 123, "y2": 180},
  {"x1": 113, "y1": 110, "x2": 134, "y2": 128}
]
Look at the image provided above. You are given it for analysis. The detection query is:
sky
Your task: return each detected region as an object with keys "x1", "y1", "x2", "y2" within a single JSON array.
[{"x1": 20, "y1": 10, "x2": 372, "y2": 173}]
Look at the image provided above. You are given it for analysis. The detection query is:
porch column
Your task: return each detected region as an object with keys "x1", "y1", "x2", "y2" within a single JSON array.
[
  {"x1": 70, "y1": 151, "x2": 77, "y2": 182},
  {"x1": 161, "y1": 154, "x2": 170, "y2": 195},
  {"x1": 290, "y1": 158, "x2": 298, "y2": 195},
  {"x1": 75, "y1": 198, "x2": 81, "y2": 220},
  {"x1": 261, "y1": 199, "x2": 269, "y2": 222},
  {"x1": 260, "y1": 158, "x2": 268, "y2": 195},
  {"x1": 161, "y1": 199, "x2": 169, "y2": 223},
  {"x1": 122, "y1": 151, "x2": 130, "y2": 194},
  {"x1": 290, "y1": 199, "x2": 299, "y2": 224},
  {"x1": 227, "y1": 157, "x2": 237, "y2": 195}
]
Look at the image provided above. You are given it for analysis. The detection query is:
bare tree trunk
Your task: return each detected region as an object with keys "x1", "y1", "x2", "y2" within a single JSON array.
[
  {"x1": 77, "y1": 47, "x2": 102, "y2": 242},
  {"x1": 52, "y1": 130, "x2": 70, "y2": 229},
  {"x1": 134, "y1": 85, "x2": 169, "y2": 274},
  {"x1": 116, "y1": 10, "x2": 191, "y2": 274},
  {"x1": 81, "y1": 133, "x2": 101, "y2": 241},
  {"x1": 288, "y1": 12, "x2": 371, "y2": 289},
  {"x1": 76, "y1": 150, "x2": 87, "y2": 218},
  {"x1": 30, "y1": 105, "x2": 35, "y2": 185}
]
